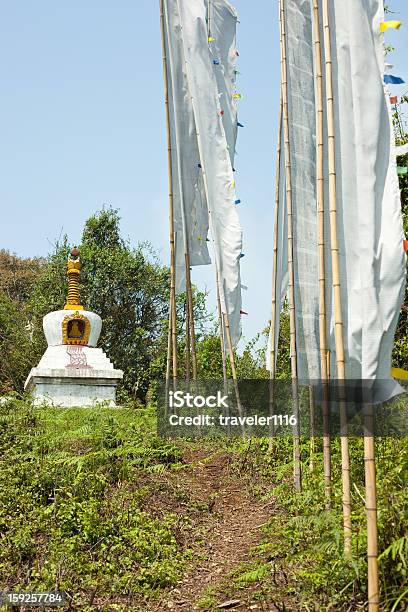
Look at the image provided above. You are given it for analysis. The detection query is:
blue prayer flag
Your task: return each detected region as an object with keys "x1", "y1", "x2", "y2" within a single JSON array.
[{"x1": 384, "y1": 74, "x2": 405, "y2": 85}]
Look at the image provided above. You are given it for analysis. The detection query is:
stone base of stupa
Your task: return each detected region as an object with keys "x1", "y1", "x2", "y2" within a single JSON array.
[{"x1": 24, "y1": 346, "x2": 123, "y2": 408}]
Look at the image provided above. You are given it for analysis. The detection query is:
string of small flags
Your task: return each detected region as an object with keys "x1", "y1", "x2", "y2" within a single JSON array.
[
  {"x1": 381, "y1": 16, "x2": 408, "y2": 199},
  {"x1": 382, "y1": 19, "x2": 405, "y2": 85}
]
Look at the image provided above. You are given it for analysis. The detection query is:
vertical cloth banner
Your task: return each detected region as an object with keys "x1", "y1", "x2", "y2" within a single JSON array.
[
  {"x1": 268, "y1": 0, "x2": 319, "y2": 378},
  {"x1": 328, "y1": 0, "x2": 406, "y2": 402},
  {"x1": 163, "y1": 0, "x2": 211, "y2": 295},
  {"x1": 177, "y1": 0, "x2": 243, "y2": 345},
  {"x1": 207, "y1": 0, "x2": 241, "y2": 348},
  {"x1": 269, "y1": 0, "x2": 406, "y2": 401},
  {"x1": 284, "y1": 0, "x2": 320, "y2": 380},
  {"x1": 207, "y1": 0, "x2": 239, "y2": 165}
]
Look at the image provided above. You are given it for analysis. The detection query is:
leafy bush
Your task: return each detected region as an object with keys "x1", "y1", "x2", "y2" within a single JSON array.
[
  {"x1": 230, "y1": 437, "x2": 408, "y2": 610},
  {"x1": 0, "y1": 399, "x2": 184, "y2": 607}
]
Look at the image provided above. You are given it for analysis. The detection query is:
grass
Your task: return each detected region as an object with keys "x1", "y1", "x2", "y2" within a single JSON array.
[
  {"x1": 0, "y1": 398, "x2": 407, "y2": 610},
  {"x1": 196, "y1": 437, "x2": 408, "y2": 611},
  {"x1": 0, "y1": 398, "x2": 186, "y2": 610}
]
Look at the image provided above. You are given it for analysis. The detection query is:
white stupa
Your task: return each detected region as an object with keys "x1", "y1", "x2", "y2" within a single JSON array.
[{"x1": 25, "y1": 247, "x2": 123, "y2": 407}]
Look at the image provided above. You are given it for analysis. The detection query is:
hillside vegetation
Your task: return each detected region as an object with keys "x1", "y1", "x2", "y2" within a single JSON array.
[{"x1": 0, "y1": 397, "x2": 406, "y2": 611}]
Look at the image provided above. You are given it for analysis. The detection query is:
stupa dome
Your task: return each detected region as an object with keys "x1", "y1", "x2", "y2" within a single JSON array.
[{"x1": 43, "y1": 310, "x2": 102, "y2": 347}]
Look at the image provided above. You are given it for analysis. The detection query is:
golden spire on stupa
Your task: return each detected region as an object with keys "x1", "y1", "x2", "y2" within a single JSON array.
[{"x1": 64, "y1": 246, "x2": 84, "y2": 311}]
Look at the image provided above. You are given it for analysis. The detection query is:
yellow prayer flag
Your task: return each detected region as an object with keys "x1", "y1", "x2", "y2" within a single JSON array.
[
  {"x1": 380, "y1": 20, "x2": 402, "y2": 32},
  {"x1": 208, "y1": 36, "x2": 215, "y2": 42},
  {"x1": 391, "y1": 367, "x2": 408, "y2": 381},
  {"x1": 233, "y1": 93, "x2": 242, "y2": 99}
]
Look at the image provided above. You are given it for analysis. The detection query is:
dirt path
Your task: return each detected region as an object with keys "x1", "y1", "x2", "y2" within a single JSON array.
[{"x1": 150, "y1": 449, "x2": 277, "y2": 611}]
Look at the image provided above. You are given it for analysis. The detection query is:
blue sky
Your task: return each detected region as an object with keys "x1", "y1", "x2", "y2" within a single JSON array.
[{"x1": 0, "y1": 0, "x2": 406, "y2": 343}]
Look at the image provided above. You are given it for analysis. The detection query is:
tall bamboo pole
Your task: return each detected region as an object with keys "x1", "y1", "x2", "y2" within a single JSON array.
[
  {"x1": 217, "y1": 282, "x2": 228, "y2": 395},
  {"x1": 171, "y1": 3, "x2": 199, "y2": 385},
  {"x1": 160, "y1": 0, "x2": 178, "y2": 383},
  {"x1": 223, "y1": 310, "x2": 244, "y2": 421},
  {"x1": 322, "y1": 0, "x2": 352, "y2": 553},
  {"x1": 364, "y1": 402, "x2": 379, "y2": 611},
  {"x1": 206, "y1": 0, "x2": 228, "y2": 398},
  {"x1": 270, "y1": 101, "x2": 283, "y2": 382},
  {"x1": 216, "y1": 274, "x2": 231, "y2": 435},
  {"x1": 279, "y1": 0, "x2": 301, "y2": 492},
  {"x1": 165, "y1": 297, "x2": 173, "y2": 411},
  {"x1": 185, "y1": 297, "x2": 191, "y2": 384},
  {"x1": 216, "y1": 0, "x2": 244, "y2": 421},
  {"x1": 185, "y1": 253, "x2": 198, "y2": 381},
  {"x1": 309, "y1": 385, "x2": 316, "y2": 471},
  {"x1": 312, "y1": 0, "x2": 331, "y2": 508},
  {"x1": 268, "y1": 100, "x2": 283, "y2": 445},
  {"x1": 161, "y1": 0, "x2": 198, "y2": 386},
  {"x1": 206, "y1": 0, "x2": 227, "y2": 398},
  {"x1": 166, "y1": 300, "x2": 172, "y2": 384}
]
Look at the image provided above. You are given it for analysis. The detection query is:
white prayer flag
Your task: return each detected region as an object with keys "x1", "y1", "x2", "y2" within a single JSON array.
[
  {"x1": 163, "y1": 0, "x2": 243, "y2": 347},
  {"x1": 267, "y1": 0, "x2": 319, "y2": 377},
  {"x1": 326, "y1": 0, "x2": 406, "y2": 401},
  {"x1": 175, "y1": 0, "x2": 243, "y2": 345},
  {"x1": 269, "y1": 0, "x2": 406, "y2": 402},
  {"x1": 207, "y1": 0, "x2": 239, "y2": 165},
  {"x1": 285, "y1": 0, "x2": 320, "y2": 380},
  {"x1": 163, "y1": 0, "x2": 211, "y2": 295}
]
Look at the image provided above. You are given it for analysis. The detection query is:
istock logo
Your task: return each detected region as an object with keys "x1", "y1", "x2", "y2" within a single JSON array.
[{"x1": 169, "y1": 391, "x2": 229, "y2": 409}]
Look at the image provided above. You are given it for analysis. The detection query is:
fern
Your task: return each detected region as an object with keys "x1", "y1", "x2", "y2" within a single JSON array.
[{"x1": 235, "y1": 562, "x2": 271, "y2": 585}]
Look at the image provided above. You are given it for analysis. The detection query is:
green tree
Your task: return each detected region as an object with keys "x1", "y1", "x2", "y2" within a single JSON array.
[
  {"x1": 196, "y1": 334, "x2": 225, "y2": 378},
  {"x1": 0, "y1": 251, "x2": 45, "y2": 393},
  {"x1": 195, "y1": 331, "x2": 270, "y2": 380},
  {"x1": 0, "y1": 250, "x2": 44, "y2": 304},
  {"x1": 0, "y1": 293, "x2": 36, "y2": 393},
  {"x1": 149, "y1": 288, "x2": 212, "y2": 387}
]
